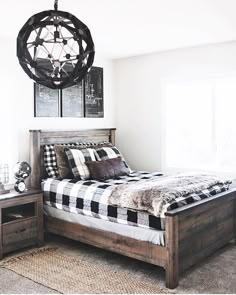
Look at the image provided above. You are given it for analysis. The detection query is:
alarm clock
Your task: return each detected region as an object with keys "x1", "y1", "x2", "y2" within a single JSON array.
[
  {"x1": 14, "y1": 180, "x2": 26, "y2": 193},
  {"x1": 13, "y1": 161, "x2": 31, "y2": 193}
]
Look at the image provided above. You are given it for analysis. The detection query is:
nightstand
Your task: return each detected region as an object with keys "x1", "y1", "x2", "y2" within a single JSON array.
[{"x1": 0, "y1": 189, "x2": 44, "y2": 259}]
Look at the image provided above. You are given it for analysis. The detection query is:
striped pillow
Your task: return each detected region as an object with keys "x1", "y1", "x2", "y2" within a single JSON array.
[
  {"x1": 94, "y1": 147, "x2": 131, "y2": 172},
  {"x1": 65, "y1": 148, "x2": 96, "y2": 180}
]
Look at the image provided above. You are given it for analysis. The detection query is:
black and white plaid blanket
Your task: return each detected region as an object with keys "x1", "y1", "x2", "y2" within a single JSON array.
[{"x1": 42, "y1": 171, "x2": 231, "y2": 230}]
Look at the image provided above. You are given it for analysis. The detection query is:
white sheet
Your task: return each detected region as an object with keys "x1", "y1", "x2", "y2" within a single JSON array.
[{"x1": 44, "y1": 205, "x2": 165, "y2": 246}]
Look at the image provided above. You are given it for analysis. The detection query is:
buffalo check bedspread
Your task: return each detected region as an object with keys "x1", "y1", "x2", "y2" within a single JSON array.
[{"x1": 42, "y1": 171, "x2": 230, "y2": 230}]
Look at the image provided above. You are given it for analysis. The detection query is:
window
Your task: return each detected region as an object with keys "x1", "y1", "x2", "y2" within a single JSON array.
[{"x1": 162, "y1": 73, "x2": 236, "y2": 174}]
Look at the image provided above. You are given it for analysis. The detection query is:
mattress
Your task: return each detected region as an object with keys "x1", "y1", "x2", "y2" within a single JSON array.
[
  {"x1": 44, "y1": 204, "x2": 166, "y2": 246},
  {"x1": 42, "y1": 171, "x2": 230, "y2": 231}
]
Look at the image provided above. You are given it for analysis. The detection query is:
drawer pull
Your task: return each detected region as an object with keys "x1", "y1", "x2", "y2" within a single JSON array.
[{"x1": 16, "y1": 229, "x2": 26, "y2": 233}]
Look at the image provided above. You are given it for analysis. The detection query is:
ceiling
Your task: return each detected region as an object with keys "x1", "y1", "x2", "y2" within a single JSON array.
[{"x1": 3, "y1": 0, "x2": 236, "y2": 59}]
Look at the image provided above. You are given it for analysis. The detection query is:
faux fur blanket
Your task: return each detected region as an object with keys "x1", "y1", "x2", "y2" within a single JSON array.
[{"x1": 109, "y1": 172, "x2": 232, "y2": 217}]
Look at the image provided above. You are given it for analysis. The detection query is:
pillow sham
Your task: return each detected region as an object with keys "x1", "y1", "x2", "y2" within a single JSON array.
[
  {"x1": 44, "y1": 141, "x2": 112, "y2": 178},
  {"x1": 94, "y1": 146, "x2": 131, "y2": 173},
  {"x1": 85, "y1": 157, "x2": 130, "y2": 181},
  {"x1": 65, "y1": 148, "x2": 96, "y2": 180}
]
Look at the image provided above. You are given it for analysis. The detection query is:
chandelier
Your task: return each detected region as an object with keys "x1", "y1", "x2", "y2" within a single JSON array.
[{"x1": 17, "y1": 0, "x2": 95, "y2": 89}]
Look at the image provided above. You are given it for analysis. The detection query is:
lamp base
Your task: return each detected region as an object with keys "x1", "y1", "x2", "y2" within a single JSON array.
[{"x1": 0, "y1": 183, "x2": 10, "y2": 195}]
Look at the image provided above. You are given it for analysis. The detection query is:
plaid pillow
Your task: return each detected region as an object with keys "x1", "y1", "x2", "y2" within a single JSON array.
[
  {"x1": 44, "y1": 143, "x2": 78, "y2": 178},
  {"x1": 65, "y1": 148, "x2": 96, "y2": 180},
  {"x1": 94, "y1": 146, "x2": 131, "y2": 172},
  {"x1": 44, "y1": 141, "x2": 112, "y2": 178}
]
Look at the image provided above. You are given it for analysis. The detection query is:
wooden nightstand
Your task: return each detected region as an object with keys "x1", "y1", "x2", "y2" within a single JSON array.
[{"x1": 0, "y1": 189, "x2": 44, "y2": 259}]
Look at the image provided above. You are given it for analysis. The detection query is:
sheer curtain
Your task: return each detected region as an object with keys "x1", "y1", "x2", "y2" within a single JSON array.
[{"x1": 162, "y1": 73, "x2": 236, "y2": 175}]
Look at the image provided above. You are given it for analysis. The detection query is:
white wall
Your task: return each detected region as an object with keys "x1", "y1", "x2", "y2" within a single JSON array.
[
  {"x1": 2, "y1": 20, "x2": 236, "y2": 179},
  {"x1": 114, "y1": 42, "x2": 236, "y2": 172},
  {"x1": 0, "y1": 36, "x2": 115, "y2": 180}
]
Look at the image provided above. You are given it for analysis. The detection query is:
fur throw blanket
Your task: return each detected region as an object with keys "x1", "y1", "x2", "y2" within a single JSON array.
[{"x1": 109, "y1": 172, "x2": 231, "y2": 217}]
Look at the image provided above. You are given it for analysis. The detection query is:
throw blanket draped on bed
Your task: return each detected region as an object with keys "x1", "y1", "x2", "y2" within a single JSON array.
[{"x1": 109, "y1": 173, "x2": 232, "y2": 217}]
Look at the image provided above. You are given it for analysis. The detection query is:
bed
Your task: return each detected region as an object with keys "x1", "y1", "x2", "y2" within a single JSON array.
[{"x1": 29, "y1": 128, "x2": 236, "y2": 289}]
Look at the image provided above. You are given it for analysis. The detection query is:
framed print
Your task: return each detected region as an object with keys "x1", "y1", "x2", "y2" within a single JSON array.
[
  {"x1": 34, "y1": 83, "x2": 59, "y2": 117},
  {"x1": 61, "y1": 82, "x2": 84, "y2": 117},
  {"x1": 33, "y1": 66, "x2": 103, "y2": 118},
  {"x1": 84, "y1": 67, "x2": 104, "y2": 118}
]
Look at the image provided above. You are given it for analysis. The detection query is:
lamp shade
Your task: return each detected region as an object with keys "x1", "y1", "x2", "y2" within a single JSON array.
[{"x1": 17, "y1": 9, "x2": 95, "y2": 89}]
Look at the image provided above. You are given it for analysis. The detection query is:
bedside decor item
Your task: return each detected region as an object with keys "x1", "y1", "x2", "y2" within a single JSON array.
[
  {"x1": 0, "y1": 163, "x2": 10, "y2": 195},
  {"x1": 14, "y1": 180, "x2": 26, "y2": 193},
  {"x1": 17, "y1": 0, "x2": 95, "y2": 89},
  {"x1": 13, "y1": 162, "x2": 31, "y2": 193}
]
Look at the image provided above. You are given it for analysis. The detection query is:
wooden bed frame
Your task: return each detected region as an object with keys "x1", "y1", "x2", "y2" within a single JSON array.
[{"x1": 29, "y1": 128, "x2": 236, "y2": 289}]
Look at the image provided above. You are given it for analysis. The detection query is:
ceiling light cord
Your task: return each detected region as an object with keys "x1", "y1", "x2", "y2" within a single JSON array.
[{"x1": 54, "y1": 0, "x2": 58, "y2": 11}]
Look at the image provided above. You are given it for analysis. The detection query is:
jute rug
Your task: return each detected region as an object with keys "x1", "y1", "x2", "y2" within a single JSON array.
[{"x1": 0, "y1": 247, "x2": 171, "y2": 294}]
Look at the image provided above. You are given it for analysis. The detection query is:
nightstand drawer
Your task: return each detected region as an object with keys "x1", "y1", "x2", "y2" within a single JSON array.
[{"x1": 2, "y1": 218, "x2": 38, "y2": 246}]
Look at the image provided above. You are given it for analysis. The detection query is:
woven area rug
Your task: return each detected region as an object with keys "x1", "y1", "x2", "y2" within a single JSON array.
[{"x1": 0, "y1": 247, "x2": 171, "y2": 294}]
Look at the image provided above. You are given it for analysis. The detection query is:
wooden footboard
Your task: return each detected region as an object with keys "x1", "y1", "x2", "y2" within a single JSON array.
[{"x1": 165, "y1": 188, "x2": 236, "y2": 288}]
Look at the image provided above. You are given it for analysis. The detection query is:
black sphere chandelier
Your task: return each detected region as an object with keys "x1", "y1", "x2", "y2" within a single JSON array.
[{"x1": 17, "y1": 0, "x2": 95, "y2": 89}]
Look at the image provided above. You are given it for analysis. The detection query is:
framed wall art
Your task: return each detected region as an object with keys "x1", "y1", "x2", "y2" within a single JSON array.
[
  {"x1": 61, "y1": 82, "x2": 84, "y2": 117},
  {"x1": 34, "y1": 83, "x2": 60, "y2": 117},
  {"x1": 84, "y1": 67, "x2": 104, "y2": 118},
  {"x1": 34, "y1": 66, "x2": 103, "y2": 118}
]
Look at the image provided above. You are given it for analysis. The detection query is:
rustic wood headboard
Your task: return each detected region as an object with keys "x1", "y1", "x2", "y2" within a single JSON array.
[{"x1": 29, "y1": 128, "x2": 116, "y2": 189}]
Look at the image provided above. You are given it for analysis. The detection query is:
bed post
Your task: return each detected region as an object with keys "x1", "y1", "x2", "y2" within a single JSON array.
[
  {"x1": 110, "y1": 129, "x2": 115, "y2": 145},
  {"x1": 234, "y1": 198, "x2": 236, "y2": 244},
  {"x1": 165, "y1": 215, "x2": 179, "y2": 289},
  {"x1": 29, "y1": 130, "x2": 42, "y2": 189}
]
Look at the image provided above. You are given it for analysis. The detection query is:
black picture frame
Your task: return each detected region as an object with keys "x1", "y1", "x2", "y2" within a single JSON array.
[
  {"x1": 34, "y1": 66, "x2": 104, "y2": 118},
  {"x1": 84, "y1": 67, "x2": 104, "y2": 118},
  {"x1": 61, "y1": 81, "x2": 84, "y2": 117},
  {"x1": 34, "y1": 83, "x2": 60, "y2": 117}
]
